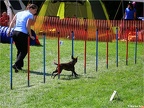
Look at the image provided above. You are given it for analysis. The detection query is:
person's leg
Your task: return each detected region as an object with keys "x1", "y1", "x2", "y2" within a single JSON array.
[
  {"x1": 12, "y1": 31, "x2": 22, "y2": 72},
  {"x1": 15, "y1": 32, "x2": 28, "y2": 68},
  {"x1": 16, "y1": 50, "x2": 23, "y2": 69},
  {"x1": 13, "y1": 32, "x2": 28, "y2": 70}
]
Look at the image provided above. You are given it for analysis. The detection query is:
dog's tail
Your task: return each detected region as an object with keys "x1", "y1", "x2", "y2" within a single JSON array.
[{"x1": 54, "y1": 62, "x2": 58, "y2": 65}]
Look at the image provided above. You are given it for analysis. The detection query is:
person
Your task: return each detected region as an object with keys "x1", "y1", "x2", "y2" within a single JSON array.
[
  {"x1": 0, "y1": 12, "x2": 9, "y2": 26},
  {"x1": 7, "y1": 4, "x2": 38, "y2": 72},
  {"x1": 124, "y1": 2, "x2": 136, "y2": 20}
]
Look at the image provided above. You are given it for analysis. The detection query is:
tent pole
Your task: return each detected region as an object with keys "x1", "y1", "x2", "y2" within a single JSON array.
[
  {"x1": 76, "y1": 0, "x2": 78, "y2": 18},
  {"x1": 122, "y1": 0, "x2": 124, "y2": 19},
  {"x1": 113, "y1": 1, "x2": 122, "y2": 20},
  {"x1": 143, "y1": 2, "x2": 144, "y2": 17}
]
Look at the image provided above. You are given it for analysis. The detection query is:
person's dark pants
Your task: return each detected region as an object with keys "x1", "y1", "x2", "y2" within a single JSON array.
[{"x1": 12, "y1": 31, "x2": 28, "y2": 68}]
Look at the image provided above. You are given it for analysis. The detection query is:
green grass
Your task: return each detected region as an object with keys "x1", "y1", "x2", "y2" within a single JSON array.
[{"x1": 0, "y1": 38, "x2": 143, "y2": 108}]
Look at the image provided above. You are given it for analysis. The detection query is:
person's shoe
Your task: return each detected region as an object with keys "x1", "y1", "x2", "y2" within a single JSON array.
[{"x1": 12, "y1": 64, "x2": 19, "y2": 73}]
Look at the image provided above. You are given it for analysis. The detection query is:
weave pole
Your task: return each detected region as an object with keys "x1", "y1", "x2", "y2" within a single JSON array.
[
  {"x1": 134, "y1": 27, "x2": 138, "y2": 64},
  {"x1": 106, "y1": 28, "x2": 109, "y2": 69},
  {"x1": 116, "y1": 27, "x2": 119, "y2": 67},
  {"x1": 27, "y1": 37, "x2": 30, "y2": 87},
  {"x1": 43, "y1": 32, "x2": 46, "y2": 83},
  {"x1": 126, "y1": 28, "x2": 129, "y2": 65},
  {"x1": 71, "y1": 31, "x2": 74, "y2": 57},
  {"x1": 96, "y1": 29, "x2": 98, "y2": 71},
  {"x1": 58, "y1": 32, "x2": 60, "y2": 79},
  {"x1": 84, "y1": 29, "x2": 87, "y2": 74},
  {"x1": 10, "y1": 37, "x2": 13, "y2": 89}
]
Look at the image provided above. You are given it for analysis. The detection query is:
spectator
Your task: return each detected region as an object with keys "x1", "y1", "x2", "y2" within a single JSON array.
[
  {"x1": 0, "y1": 11, "x2": 9, "y2": 26},
  {"x1": 124, "y1": 2, "x2": 136, "y2": 20}
]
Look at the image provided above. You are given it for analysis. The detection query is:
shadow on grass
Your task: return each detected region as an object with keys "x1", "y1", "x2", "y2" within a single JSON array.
[
  {"x1": 111, "y1": 98, "x2": 123, "y2": 102},
  {"x1": 21, "y1": 70, "x2": 96, "y2": 80},
  {"x1": 22, "y1": 69, "x2": 51, "y2": 76},
  {"x1": 18, "y1": 69, "x2": 98, "y2": 81},
  {"x1": 32, "y1": 44, "x2": 43, "y2": 47},
  {"x1": 22, "y1": 69, "x2": 82, "y2": 80},
  {"x1": 59, "y1": 74, "x2": 81, "y2": 80}
]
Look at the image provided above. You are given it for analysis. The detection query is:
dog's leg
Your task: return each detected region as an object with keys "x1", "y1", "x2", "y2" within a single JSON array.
[
  {"x1": 51, "y1": 70, "x2": 58, "y2": 78},
  {"x1": 71, "y1": 71, "x2": 74, "y2": 76},
  {"x1": 71, "y1": 67, "x2": 78, "y2": 77},
  {"x1": 71, "y1": 67, "x2": 75, "y2": 77},
  {"x1": 53, "y1": 69, "x2": 62, "y2": 79},
  {"x1": 73, "y1": 71, "x2": 78, "y2": 77},
  {"x1": 53, "y1": 73, "x2": 58, "y2": 79}
]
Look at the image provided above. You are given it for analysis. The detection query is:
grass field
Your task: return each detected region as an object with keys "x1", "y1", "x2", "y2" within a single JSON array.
[{"x1": 0, "y1": 38, "x2": 143, "y2": 108}]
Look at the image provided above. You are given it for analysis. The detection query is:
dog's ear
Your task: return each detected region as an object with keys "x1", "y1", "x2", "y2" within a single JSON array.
[{"x1": 76, "y1": 56, "x2": 78, "y2": 60}]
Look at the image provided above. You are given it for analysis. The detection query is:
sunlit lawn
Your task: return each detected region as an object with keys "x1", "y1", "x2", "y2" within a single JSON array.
[{"x1": 0, "y1": 38, "x2": 143, "y2": 108}]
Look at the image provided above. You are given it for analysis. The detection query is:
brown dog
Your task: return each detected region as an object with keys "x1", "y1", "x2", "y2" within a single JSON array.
[{"x1": 51, "y1": 56, "x2": 78, "y2": 79}]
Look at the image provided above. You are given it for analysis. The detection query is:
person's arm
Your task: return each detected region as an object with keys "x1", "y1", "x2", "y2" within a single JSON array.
[
  {"x1": 7, "y1": 15, "x2": 16, "y2": 36},
  {"x1": 124, "y1": 12, "x2": 126, "y2": 19},
  {"x1": 26, "y1": 18, "x2": 35, "y2": 40},
  {"x1": 124, "y1": 8, "x2": 127, "y2": 19},
  {"x1": 31, "y1": 15, "x2": 37, "y2": 25}
]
